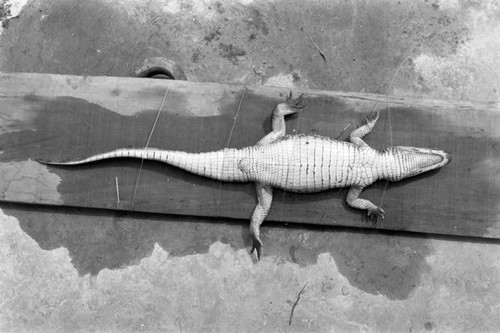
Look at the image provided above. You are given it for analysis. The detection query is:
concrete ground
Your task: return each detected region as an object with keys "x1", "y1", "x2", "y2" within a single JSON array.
[{"x1": 1, "y1": 0, "x2": 500, "y2": 332}]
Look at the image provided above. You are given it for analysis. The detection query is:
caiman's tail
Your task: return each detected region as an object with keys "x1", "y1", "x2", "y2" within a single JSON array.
[
  {"x1": 37, "y1": 147, "x2": 251, "y2": 182},
  {"x1": 37, "y1": 148, "x2": 186, "y2": 166}
]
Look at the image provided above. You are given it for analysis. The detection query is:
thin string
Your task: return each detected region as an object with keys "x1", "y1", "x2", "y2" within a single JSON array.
[
  {"x1": 216, "y1": 86, "x2": 246, "y2": 215},
  {"x1": 323, "y1": 99, "x2": 350, "y2": 223},
  {"x1": 369, "y1": 54, "x2": 411, "y2": 130},
  {"x1": 279, "y1": 92, "x2": 304, "y2": 222},
  {"x1": 379, "y1": 54, "x2": 411, "y2": 209},
  {"x1": 225, "y1": 86, "x2": 246, "y2": 147},
  {"x1": 131, "y1": 86, "x2": 170, "y2": 205},
  {"x1": 384, "y1": 54, "x2": 410, "y2": 145},
  {"x1": 115, "y1": 177, "x2": 120, "y2": 204}
]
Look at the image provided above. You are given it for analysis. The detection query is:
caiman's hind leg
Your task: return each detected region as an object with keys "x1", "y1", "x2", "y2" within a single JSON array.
[
  {"x1": 256, "y1": 92, "x2": 305, "y2": 146},
  {"x1": 247, "y1": 93, "x2": 302, "y2": 260},
  {"x1": 250, "y1": 183, "x2": 273, "y2": 260},
  {"x1": 349, "y1": 111, "x2": 379, "y2": 147}
]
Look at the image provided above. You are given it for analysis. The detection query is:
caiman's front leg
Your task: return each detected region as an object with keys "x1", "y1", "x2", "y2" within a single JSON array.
[
  {"x1": 347, "y1": 112, "x2": 384, "y2": 222},
  {"x1": 349, "y1": 111, "x2": 379, "y2": 147},
  {"x1": 346, "y1": 186, "x2": 385, "y2": 221},
  {"x1": 250, "y1": 183, "x2": 273, "y2": 260}
]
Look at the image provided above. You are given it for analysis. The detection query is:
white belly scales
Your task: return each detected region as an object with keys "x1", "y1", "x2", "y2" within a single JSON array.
[{"x1": 240, "y1": 135, "x2": 379, "y2": 192}]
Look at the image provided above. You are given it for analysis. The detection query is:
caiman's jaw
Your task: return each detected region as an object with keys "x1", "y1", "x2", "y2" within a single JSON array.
[{"x1": 383, "y1": 146, "x2": 452, "y2": 181}]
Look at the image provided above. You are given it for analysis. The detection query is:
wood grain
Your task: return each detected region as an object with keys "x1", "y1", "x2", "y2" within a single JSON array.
[{"x1": 1, "y1": 72, "x2": 499, "y2": 238}]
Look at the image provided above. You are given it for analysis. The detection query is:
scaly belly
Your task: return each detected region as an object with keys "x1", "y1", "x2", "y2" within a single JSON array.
[{"x1": 246, "y1": 136, "x2": 377, "y2": 192}]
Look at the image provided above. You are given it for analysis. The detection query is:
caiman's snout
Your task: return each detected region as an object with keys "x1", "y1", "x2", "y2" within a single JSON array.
[{"x1": 387, "y1": 146, "x2": 452, "y2": 181}]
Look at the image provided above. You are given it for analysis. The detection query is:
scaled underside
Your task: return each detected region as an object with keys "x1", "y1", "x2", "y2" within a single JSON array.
[{"x1": 245, "y1": 94, "x2": 385, "y2": 260}]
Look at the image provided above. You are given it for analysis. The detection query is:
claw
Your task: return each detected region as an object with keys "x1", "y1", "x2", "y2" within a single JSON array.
[
  {"x1": 367, "y1": 206, "x2": 385, "y2": 225},
  {"x1": 365, "y1": 110, "x2": 380, "y2": 125},
  {"x1": 285, "y1": 91, "x2": 305, "y2": 110},
  {"x1": 250, "y1": 239, "x2": 263, "y2": 261},
  {"x1": 250, "y1": 231, "x2": 264, "y2": 261},
  {"x1": 294, "y1": 95, "x2": 305, "y2": 109}
]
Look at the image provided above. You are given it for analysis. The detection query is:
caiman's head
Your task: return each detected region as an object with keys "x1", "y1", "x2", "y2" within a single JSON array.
[{"x1": 383, "y1": 146, "x2": 452, "y2": 182}]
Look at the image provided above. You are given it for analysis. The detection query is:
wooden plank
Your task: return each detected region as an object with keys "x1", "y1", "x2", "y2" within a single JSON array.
[{"x1": 0, "y1": 72, "x2": 499, "y2": 238}]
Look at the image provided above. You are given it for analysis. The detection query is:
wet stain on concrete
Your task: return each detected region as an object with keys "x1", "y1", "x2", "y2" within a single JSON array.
[
  {"x1": 3, "y1": 203, "x2": 245, "y2": 276},
  {"x1": 3, "y1": 201, "x2": 433, "y2": 300},
  {"x1": 257, "y1": 222, "x2": 434, "y2": 300},
  {"x1": 2, "y1": 206, "x2": 498, "y2": 331},
  {"x1": 2, "y1": 198, "x2": 431, "y2": 300},
  {"x1": 0, "y1": 160, "x2": 62, "y2": 204}
]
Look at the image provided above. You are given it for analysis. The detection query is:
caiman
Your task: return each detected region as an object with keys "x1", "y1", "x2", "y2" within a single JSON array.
[{"x1": 38, "y1": 93, "x2": 452, "y2": 260}]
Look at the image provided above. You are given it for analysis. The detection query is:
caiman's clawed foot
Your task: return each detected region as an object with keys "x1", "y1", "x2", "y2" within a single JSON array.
[
  {"x1": 365, "y1": 110, "x2": 380, "y2": 127},
  {"x1": 285, "y1": 91, "x2": 306, "y2": 111},
  {"x1": 249, "y1": 183, "x2": 272, "y2": 261},
  {"x1": 367, "y1": 206, "x2": 385, "y2": 225},
  {"x1": 250, "y1": 236, "x2": 263, "y2": 261}
]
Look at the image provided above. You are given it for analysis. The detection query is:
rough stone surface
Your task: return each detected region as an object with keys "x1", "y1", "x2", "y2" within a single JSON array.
[{"x1": 1, "y1": 0, "x2": 499, "y2": 331}]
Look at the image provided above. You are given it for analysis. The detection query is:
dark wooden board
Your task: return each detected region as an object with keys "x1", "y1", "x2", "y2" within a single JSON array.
[{"x1": 1, "y1": 73, "x2": 499, "y2": 238}]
